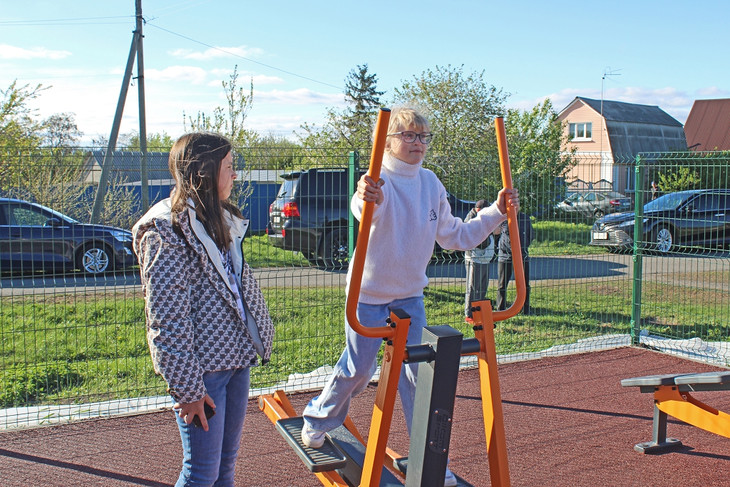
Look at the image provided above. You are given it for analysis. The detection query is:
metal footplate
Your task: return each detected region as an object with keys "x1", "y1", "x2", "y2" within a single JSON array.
[
  {"x1": 395, "y1": 458, "x2": 475, "y2": 487},
  {"x1": 328, "y1": 425, "x2": 404, "y2": 486},
  {"x1": 275, "y1": 417, "x2": 347, "y2": 473}
]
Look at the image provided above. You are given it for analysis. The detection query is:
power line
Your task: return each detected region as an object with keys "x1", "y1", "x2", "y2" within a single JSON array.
[
  {"x1": 1, "y1": 12, "x2": 344, "y2": 92},
  {"x1": 0, "y1": 16, "x2": 132, "y2": 26},
  {"x1": 145, "y1": 21, "x2": 344, "y2": 91}
]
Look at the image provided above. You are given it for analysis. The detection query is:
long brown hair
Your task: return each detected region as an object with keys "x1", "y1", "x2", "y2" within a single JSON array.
[{"x1": 168, "y1": 132, "x2": 241, "y2": 249}]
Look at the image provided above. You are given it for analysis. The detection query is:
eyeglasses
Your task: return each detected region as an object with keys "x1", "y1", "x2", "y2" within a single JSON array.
[{"x1": 387, "y1": 131, "x2": 433, "y2": 144}]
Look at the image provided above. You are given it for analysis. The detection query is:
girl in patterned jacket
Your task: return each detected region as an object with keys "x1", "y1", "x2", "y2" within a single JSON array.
[{"x1": 132, "y1": 132, "x2": 274, "y2": 487}]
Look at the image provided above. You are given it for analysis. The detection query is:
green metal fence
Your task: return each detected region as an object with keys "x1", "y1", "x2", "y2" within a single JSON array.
[{"x1": 1, "y1": 146, "x2": 728, "y2": 429}]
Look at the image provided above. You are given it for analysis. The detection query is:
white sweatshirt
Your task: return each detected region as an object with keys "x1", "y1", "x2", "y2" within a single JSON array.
[{"x1": 348, "y1": 153, "x2": 507, "y2": 304}]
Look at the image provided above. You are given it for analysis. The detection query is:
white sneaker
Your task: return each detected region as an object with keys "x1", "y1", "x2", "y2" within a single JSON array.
[
  {"x1": 301, "y1": 421, "x2": 325, "y2": 448},
  {"x1": 444, "y1": 467, "x2": 458, "y2": 487}
]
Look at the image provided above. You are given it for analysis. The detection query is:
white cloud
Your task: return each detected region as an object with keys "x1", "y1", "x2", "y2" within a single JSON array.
[
  {"x1": 250, "y1": 74, "x2": 284, "y2": 86},
  {"x1": 510, "y1": 86, "x2": 725, "y2": 124},
  {"x1": 145, "y1": 66, "x2": 209, "y2": 85},
  {"x1": 696, "y1": 86, "x2": 730, "y2": 99},
  {"x1": 255, "y1": 88, "x2": 344, "y2": 106},
  {"x1": 207, "y1": 69, "x2": 283, "y2": 87},
  {"x1": 0, "y1": 44, "x2": 71, "y2": 60},
  {"x1": 169, "y1": 45, "x2": 264, "y2": 61}
]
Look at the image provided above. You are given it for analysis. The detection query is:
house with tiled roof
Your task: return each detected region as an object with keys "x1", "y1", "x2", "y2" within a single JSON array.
[
  {"x1": 684, "y1": 98, "x2": 730, "y2": 151},
  {"x1": 557, "y1": 97, "x2": 687, "y2": 196},
  {"x1": 81, "y1": 150, "x2": 172, "y2": 185},
  {"x1": 80, "y1": 150, "x2": 280, "y2": 231}
]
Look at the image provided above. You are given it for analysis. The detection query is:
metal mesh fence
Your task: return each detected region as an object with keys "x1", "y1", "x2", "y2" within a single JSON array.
[{"x1": 1, "y1": 146, "x2": 728, "y2": 429}]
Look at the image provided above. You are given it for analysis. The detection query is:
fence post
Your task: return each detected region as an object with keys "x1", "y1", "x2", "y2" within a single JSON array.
[
  {"x1": 348, "y1": 150, "x2": 360, "y2": 258},
  {"x1": 630, "y1": 155, "x2": 645, "y2": 345}
]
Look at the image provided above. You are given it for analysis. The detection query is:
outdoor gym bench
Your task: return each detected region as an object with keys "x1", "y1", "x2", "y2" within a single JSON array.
[{"x1": 621, "y1": 371, "x2": 730, "y2": 453}]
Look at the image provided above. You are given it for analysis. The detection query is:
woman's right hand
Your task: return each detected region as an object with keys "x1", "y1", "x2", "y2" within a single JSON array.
[
  {"x1": 174, "y1": 395, "x2": 216, "y2": 431},
  {"x1": 356, "y1": 174, "x2": 384, "y2": 205}
]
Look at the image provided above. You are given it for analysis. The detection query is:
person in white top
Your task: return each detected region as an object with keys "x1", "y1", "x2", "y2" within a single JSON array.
[{"x1": 301, "y1": 107, "x2": 519, "y2": 486}]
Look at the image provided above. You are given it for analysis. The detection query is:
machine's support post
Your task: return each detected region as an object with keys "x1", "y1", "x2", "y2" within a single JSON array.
[
  {"x1": 406, "y1": 326, "x2": 464, "y2": 487},
  {"x1": 359, "y1": 308, "x2": 410, "y2": 487},
  {"x1": 472, "y1": 300, "x2": 511, "y2": 486}
]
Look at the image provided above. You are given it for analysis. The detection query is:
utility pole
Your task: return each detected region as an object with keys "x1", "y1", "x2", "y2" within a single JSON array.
[{"x1": 90, "y1": 0, "x2": 148, "y2": 223}]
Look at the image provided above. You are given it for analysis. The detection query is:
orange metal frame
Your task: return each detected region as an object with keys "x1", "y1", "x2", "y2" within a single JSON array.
[
  {"x1": 654, "y1": 386, "x2": 730, "y2": 438},
  {"x1": 258, "y1": 113, "x2": 524, "y2": 487}
]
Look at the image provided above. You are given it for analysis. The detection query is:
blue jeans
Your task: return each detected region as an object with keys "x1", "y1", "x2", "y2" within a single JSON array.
[
  {"x1": 303, "y1": 296, "x2": 427, "y2": 435},
  {"x1": 174, "y1": 367, "x2": 250, "y2": 487}
]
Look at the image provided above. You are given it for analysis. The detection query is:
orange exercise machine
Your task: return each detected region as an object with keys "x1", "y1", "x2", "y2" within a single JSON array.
[
  {"x1": 259, "y1": 109, "x2": 525, "y2": 486},
  {"x1": 621, "y1": 371, "x2": 730, "y2": 453}
]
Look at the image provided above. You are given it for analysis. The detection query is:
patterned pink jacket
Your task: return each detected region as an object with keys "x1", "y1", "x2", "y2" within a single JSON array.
[{"x1": 132, "y1": 199, "x2": 275, "y2": 403}]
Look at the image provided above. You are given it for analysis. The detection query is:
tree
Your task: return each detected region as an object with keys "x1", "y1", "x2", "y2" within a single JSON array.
[
  {"x1": 0, "y1": 80, "x2": 47, "y2": 149},
  {"x1": 184, "y1": 65, "x2": 255, "y2": 146},
  {"x1": 342, "y1": 64, "x2": 385, "y2": 145},
  {"x1": 298, "y1": 64, "x2": 385, "y2": 154},
  {"x1": 657, "y1": 166, "x2": 702, "y2": 192},
  {"x1": 504, "y1": 99, "x2": 577, "y2": 216},
  {"x1": 125, "y1": 131, "x2": 175, "y2": 152},
  {"x1": 42, "y1": 113, "x2": 82, "y2": 149},
  {"x1": 244, "y1": 133, "x2": 302, "y2": 171},
  {"x1": 184, "y1": 65, "x2": 257, "y2": 212},
  {"x1": 1, "y1": 81, "x2": 48, "y2": 194},
  {"x1": 392, "y1": 65, "x2": 508, "y2": 199}
]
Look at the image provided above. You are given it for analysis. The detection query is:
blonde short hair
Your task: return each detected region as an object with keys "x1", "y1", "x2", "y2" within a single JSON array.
[
  {"x1": 387, "y1": 106, "x2": 430, "y2": 134},
  {"x1": 380, "y1": 106, "x2": 431, "y2": 154}
]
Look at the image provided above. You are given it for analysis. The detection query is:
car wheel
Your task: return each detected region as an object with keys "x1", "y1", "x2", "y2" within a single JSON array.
[
  {"x1": 77, "y1": 243, "x2": 112, "y2": 275},
  {"x1": 651, "y1": 226, "x2": 674, "y2": 254},
  {"x1": 594, "y1": 209, "x2": 605, "y2": 219},
  {"x1": 322, "y1": 228, "x2": 349, "y2": 270}
]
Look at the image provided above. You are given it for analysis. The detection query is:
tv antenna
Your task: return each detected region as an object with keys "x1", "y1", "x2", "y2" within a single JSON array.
[{"x1": 600, "y1": 67, "x2": 621, "y2": 115}]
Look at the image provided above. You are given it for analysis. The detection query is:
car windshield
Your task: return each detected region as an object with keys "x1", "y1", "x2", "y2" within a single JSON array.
[{"x1": 644, "y1": 191, "x2": 693, "y2": 212}]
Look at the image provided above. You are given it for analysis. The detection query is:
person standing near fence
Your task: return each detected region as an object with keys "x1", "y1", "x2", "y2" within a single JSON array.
[
  {"x1": 299, "y1": 106, "x2": 520, "y2": 487},
  {"x1": 132, "y1": 132, "x2": 274, "y2": 487},
  {"x1": 464, "y1": 199, "x2": 497, "y2": 323},
  {"x1": 496, "y1": 212, "x2": 533, "y2": 315}
]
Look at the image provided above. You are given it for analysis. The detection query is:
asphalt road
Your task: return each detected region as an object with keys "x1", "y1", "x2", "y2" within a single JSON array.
[{"x1": 2, "y1": 253, "x2": 727, "y2": 296}]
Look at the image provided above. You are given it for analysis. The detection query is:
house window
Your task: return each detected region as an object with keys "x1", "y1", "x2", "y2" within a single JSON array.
[{"x1": 569, "y1": 122, "x2": 592, "y2": 141}]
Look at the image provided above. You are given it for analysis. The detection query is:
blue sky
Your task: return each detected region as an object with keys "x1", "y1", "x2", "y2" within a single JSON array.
[{"x1": 2, "y1": 0, "x2": 729, "y2": 144}]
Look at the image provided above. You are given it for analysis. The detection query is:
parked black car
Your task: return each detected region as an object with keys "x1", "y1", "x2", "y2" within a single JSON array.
[
  {"x1": 266, "y1": 168, "x2": 474, "y2": 268},
  {"x1": 0, "y1": 198, "x2": 135, "y2": 275},
  {"x1": 590, "y1": 189, "x2": 730, "y2": 253}
]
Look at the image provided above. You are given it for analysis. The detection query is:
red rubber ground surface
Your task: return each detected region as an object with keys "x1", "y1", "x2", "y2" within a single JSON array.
[{"x1": 1, "y1": 347, "x2": 729, "y2": 486}]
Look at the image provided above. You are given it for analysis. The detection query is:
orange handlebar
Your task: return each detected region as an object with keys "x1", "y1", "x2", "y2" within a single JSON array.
[
  {"x1": 346, "y1": 108, "x2": 395, "y2": 339},
  {"x1": 492, "y1": 117, "x2": 526, "y2": 321}
]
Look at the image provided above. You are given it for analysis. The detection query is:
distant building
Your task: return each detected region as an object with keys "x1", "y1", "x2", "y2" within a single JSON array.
[
  {"x1": 81, "y1": 150, "x2": 281, "y2": 232},
  {"x1": 557, "y1": 97, "x2": 687, "y2": 196},
  {"x1": 684, "y1": 98, "x2": 730, "y2": 151},
  {"x1": 81, "y1": 150, "x2": 172, "y2": 185}
]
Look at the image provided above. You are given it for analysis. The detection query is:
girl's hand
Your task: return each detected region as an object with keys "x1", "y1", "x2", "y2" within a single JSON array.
[
  {"x1": 174, "y1": 395, "x2": 216, "y2": 431},
  {"x1": 356, "y1": 174, "x2": 384, "y2": 205},
  {"x1": 496, "y1": 188, "x2": 520, "y2": 215}
]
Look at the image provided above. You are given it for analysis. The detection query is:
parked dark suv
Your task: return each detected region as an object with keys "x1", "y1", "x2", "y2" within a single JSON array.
[
  {"x1": 267, "y1": 168, "x2": 475, "y2": 268},
  {"x1": 590, "y1": 189, "x2": 730, "y2": 253}
]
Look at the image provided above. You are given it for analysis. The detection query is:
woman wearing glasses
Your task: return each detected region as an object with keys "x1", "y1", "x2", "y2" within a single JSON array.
[{"x1": 301, "y1": 106, "x2": 519, "y2": 486}]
